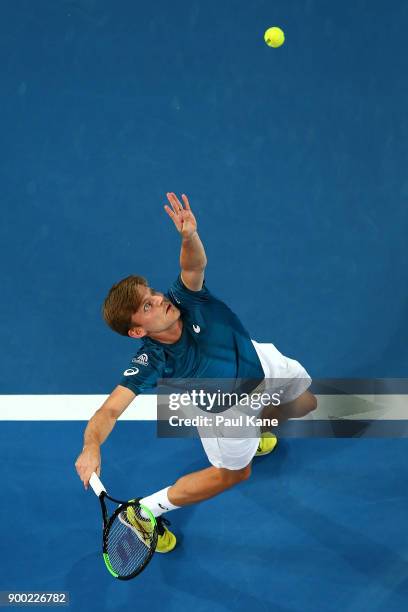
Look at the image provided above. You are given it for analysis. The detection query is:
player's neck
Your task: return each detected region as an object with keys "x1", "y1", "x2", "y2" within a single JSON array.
[{"x1": 148, "y1": 318, "x2": 183, "y2": 344}]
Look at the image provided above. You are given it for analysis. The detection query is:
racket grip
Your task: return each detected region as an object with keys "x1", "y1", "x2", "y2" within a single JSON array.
[{"x1": 89, "y1": 472, "x2": 106, "y2": 496}]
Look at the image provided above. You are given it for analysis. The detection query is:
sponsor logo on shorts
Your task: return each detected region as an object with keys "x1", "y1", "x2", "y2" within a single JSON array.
[
  {"x1": 132, "y1": 353, "x2": 149, "y2": 366},
  {"x1": 123, "y1": 367, "x2": 139, "y2": 376}
]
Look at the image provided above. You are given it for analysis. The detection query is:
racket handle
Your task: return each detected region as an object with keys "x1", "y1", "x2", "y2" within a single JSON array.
[{"x1": 89, "y1": 472, "x2": 106, "y2": 497}]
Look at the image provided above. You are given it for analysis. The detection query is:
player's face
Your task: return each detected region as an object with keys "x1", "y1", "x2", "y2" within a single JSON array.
[{"x1": 131, "y1": 287, "x2": 180, "y2": 335}]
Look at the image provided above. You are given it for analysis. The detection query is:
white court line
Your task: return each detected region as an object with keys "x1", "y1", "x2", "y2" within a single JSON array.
[
  {"x1": 0, "y1": 394, "x2": 407, "y2": 421},
  {"x1": 0, "y1": 394, "x2": 155, "y2": 421}
]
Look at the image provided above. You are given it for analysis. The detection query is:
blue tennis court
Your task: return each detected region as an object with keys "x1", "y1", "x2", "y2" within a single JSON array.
[
  {"x1": 1, "y1": 1, "x2": 407, "y2": 610},
  {"x1": 1, "y1": 422, "x2": 408, "y2": 611}
]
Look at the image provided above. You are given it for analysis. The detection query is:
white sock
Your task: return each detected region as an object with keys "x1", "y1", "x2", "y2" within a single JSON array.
[{"x1": 139, "y1": 486, "x2": 180, "y2": 518}]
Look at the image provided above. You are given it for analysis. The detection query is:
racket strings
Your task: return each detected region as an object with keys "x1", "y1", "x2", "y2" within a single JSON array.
[
  {"x1": 121, "y1": 504, "x2": 157, "y2": 546},
  {"x1": 106, "y1": 504, "x2": 156, "y2": 577}
]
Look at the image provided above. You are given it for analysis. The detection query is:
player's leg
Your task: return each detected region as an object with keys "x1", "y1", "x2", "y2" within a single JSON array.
[
  {"x1": 126, "y1": 463, "x2": 251, "y2": 553},
  {"x1": 140, "y1": 461, "x2": 252, "y2": 514},
  {"x1": 167, "y1": 463, "x2": 251, "y2": 506},
  {"x1": 260, "y1": 390, "x2": 317, "y2": 431}
]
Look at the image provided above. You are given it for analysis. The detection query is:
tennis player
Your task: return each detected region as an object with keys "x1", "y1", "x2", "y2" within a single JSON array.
[{"x1": 75, "y1": 193, "x2": 317, "y2": 553}]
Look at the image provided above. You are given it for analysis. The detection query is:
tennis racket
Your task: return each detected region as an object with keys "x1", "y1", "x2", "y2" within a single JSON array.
[{"x1": 89, "y1": 472, "x2": 158, "y2": 580}]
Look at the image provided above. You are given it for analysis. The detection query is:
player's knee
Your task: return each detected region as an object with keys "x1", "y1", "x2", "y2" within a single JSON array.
[
  {"x1": 217, "y1": 464, "x2": 251, "y2": 488},
  {"x1": 228, "y1": 464, "x2": 251, "y2": 484},
  {"x1": 298, "y1": 391, "x2": 317, "y2": 415},
  {"x1": 238, "y1": 464, "x2": 252, "y2": 481},
  {"x1": 308, "y1": 393, "x2": 318, "y2": 412}
]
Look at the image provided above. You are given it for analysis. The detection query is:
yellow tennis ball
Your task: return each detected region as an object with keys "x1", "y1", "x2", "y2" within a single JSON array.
[{"x1": 264, "y1": 27, "x2": 285, "y2": 48}]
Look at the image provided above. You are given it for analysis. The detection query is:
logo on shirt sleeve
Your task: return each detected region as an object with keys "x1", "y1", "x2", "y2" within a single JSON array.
[
  {"x1": 193, "y1": 324, "x2": 201, "y2": 334},
  {"x1": 123, "y1": 367, "x2": 139, "y2": 376},
  {"x1": 132, "y1": 353, "x2": 149, "y2": 366}
]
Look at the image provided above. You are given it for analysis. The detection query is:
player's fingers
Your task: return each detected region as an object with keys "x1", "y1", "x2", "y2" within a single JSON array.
[
  {"x1": 167, "y1": 192, "x2": 182, "y2": 212},
  {"x1": 76, "y1": 460, "x2": 89, "y2": 487},
  {"x1": 75, "y1": 460, "x2": 83, "y2": 479},
  {"x1": 83, "y1": 470, "x2": 93, "y2": 490},
  {"x1": 171, "y1": 192, "x2": 183, "y2": 208},
  {"x1": 181, "y1": 194, "x2": 191, "y2": 210},
  {"x1": 166, "y1": 192, "x2": 177, "y2": 211},
  {"x1": 164, "y1": 204, "x2": 176, "y2": 219},
  {"x1": 76, "y1": 466, "x2": 87, "y2": 488},
  {"x1": 164, "y1": 205, "x2": 182, "y2": 231}
]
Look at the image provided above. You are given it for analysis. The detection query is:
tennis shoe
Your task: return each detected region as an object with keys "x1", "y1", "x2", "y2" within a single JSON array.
[
  {"x1": 255, "y1": 431, "x2": 278, "y2": 456},
  {"x1": 119, "y1": 505, "x2": 177, "y2": 554},
  {"x1": 155, "y1": 517, "x2": 177, "y2": 553}
]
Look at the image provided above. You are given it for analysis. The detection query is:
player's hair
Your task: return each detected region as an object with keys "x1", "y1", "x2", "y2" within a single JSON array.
[{"x1": 102, "y1": 275, "x2": 148, "y2": 336}]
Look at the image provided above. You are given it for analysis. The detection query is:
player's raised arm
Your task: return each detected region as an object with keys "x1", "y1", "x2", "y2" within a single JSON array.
[
  {"x1": 164, "y1": 192, "x2": 207, "y2": 291},
  {"x1": 75, "y1": 385, "x2": 136, "y2": 489}
]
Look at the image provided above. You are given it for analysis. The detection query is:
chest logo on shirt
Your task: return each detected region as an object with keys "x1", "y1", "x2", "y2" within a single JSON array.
[
  {"x1": 132, "y1": 353, "x2": 148, "y2": 366},
  {"x1": 193, "y1": 324, "x2": 201, "y2": 334},
  {"x1": 123, "y1": 367, "x2": 139, "y2": 376}
]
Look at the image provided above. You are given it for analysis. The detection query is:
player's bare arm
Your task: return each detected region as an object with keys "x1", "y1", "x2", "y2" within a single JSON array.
[
  {"x1": 75, "y1": 385, "x2": 136, "y2": 488},
  {"x1": 164, "y1": 192, "x2": 207, "y2": 291}
]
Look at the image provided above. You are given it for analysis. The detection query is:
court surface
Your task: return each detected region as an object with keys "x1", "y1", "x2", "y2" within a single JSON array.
[{"x1": 1, "y1": 421, "x2": 407, "y2": 612}]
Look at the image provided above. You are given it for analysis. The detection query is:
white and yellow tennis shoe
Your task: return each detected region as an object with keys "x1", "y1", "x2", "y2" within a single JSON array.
[{"x1": 255, "y1": 431, "x2": 278, "y2": 456}]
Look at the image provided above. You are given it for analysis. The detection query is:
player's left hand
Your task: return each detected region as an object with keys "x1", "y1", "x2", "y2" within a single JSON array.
[{"x1": 164, "y1": 192, "x2": 197, "y2": 239}]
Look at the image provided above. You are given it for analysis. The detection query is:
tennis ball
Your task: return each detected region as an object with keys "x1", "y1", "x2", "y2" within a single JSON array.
[{"x1": 264, "y1": 27, "x2": 285, "y2": 48}]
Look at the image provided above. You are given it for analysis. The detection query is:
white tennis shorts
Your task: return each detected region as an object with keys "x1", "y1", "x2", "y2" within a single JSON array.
[{"x1": 199, "y1": 340, "x2": 312, "y2": 470}]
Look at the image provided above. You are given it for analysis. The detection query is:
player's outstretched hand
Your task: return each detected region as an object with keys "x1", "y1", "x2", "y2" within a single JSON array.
[
  {"x1": 164, "y1": 192, "x2": 197, "y2": 239},
  {"x1": 75, "y1": 443, "x2": 101, "y2": 490}
]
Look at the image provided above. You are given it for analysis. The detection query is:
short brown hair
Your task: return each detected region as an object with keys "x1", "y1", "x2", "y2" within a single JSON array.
[{"x1": 102, "y1": 275, "x2": 148, "y2": 336}]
